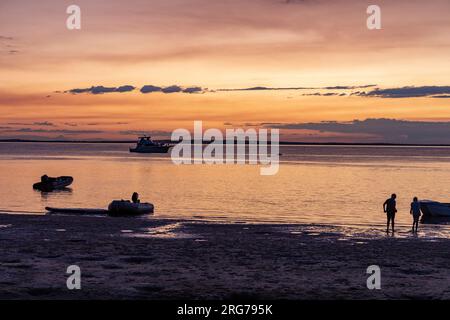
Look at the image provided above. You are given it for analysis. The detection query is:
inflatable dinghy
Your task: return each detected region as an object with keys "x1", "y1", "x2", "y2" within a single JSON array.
[
  {"x1": 33, "y1": 176, "x2": 73, "y2": 191},
  {"x1": 108, "y1": 200, "x2": 154, "y2": 216},
  {"x1": 45, "y1": 201, "x2": 154, "y2": 217}
]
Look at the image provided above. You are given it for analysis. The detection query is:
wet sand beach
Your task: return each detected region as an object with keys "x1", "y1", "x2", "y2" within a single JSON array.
[{"x1": 0, "y1": 213, "x2": 449, "y2": 300}]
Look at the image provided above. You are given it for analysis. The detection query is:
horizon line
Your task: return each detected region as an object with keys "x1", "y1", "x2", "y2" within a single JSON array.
[{"x1": 3, "y1": 139, "x2": 450, "y2": 147}]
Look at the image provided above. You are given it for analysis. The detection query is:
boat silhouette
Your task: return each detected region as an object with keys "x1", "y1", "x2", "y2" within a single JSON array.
[
  {"x1": 33, "y1": 175, "x2": 73, "y2": 191},
  {"x1": 129, "y1": 136, "x2": 170, "y2": 153}
]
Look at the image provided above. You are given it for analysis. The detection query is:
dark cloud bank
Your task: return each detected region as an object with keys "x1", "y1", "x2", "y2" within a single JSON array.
[
  {"x1": 355, "y1": 86, "x2": 450, "y2": 98},
  {"x1": 65, "y1": 84, "x2": 377, "y2": 95},
  {"x1": 5, "y1": 119, "x2": 450, "y2": 144},
  {"x1": 67, "y1": 85, "x2": 136, "y2": 95},
  {"x1": 67, "y1": 85, "x2": 206, "y2": 95},
  {"x1": 267, "y1": 118, "x2": 450, "y2": 144},
  {"x1": 63, "y1": 84, "x2": 450, "y2": 99}
]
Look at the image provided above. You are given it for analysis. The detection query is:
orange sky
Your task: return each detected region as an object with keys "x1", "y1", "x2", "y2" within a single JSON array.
[{"x1": 0, "y1": 0, "x2": 449, "y2": 142}]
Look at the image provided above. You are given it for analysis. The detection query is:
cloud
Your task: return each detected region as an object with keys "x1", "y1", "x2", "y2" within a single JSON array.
[
  {"x1": 265, "y1": 118, "x2": 450, "y2": 144},
  {"x1": 217, "y1": 85, "x2": 376, "y2": 92},
  {"x1": 183, "y1": 86, "x2": 204, "y2": 94},
  {"x1": 140, "y1": 85, "x2": 162, "y2": 93},
  {"x1": 86, "y1": 121, "x2": 129, "y2": 126},
  {"x1": 116, "y1": 85, "x2": 135, "y2": 93},
  {"x1": 0, "y1": 134, "x2": 71, "y2": 141},
  {"x1": 65, "y1": 84, "x2": 370, "y2": 96},
  {"x1": 302, "y1": 92, "x2": 344, "y2": 97},
  {"x1": 7, "y1": 122, "x2": 29, "y2": 126},
  {"x1": 67, "y1": 85, "x2": 136, "y2": 95},
  {"x1": 1, "y1": 128, "x2": 103, "y2": 135},
  {"x1": 7, "y1": 121, "x2": 55, "y2": 127},
  {"x1": 33, "y1": 121, "x2": 54, "y2": 126},
  {"x1": 141, "y1": 85, "x2": 205, "y2": 94},
  {"x1": 356, "y1": 86, "x2": 450, "y2": 98},
  {"x1": 161, "y1": 85, "x2": 182, "y2": 93},
  {"x1": 223, "y1": 122, "x2": 261, "y2": 127},
  {"x1": 0, "y1": 35, "x2": 19, "y2": 55},
  {"x1": 119, "y1": 130, "x2": 172, "y2": 137},
  {"x1": 66, "y1": 84, "x2": 208, "y2": 95},
  {"x1": 325, "y1": 85, "x2": 376, "y2": 90},
  {"x1": 63, "y1": 121, "x2": 128, "y2": 127},
  {"x1": 219, "y1": 86, "x2": 310, "y2": 92}
]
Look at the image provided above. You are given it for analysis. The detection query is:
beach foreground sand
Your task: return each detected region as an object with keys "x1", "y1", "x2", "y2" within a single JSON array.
[{"x1": 0, "y1": 214, "x2": 449, "y2": 300}]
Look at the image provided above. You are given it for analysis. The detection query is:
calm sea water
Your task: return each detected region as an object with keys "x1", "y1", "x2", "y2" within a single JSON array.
[{"x1": 1, "y1": 142, "x2": 450, "y2": 227}]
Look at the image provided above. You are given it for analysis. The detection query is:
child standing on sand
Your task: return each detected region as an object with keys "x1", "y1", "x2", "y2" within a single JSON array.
[{"x1": 410, "y1": 197, "x2": 422, "y2": 233}]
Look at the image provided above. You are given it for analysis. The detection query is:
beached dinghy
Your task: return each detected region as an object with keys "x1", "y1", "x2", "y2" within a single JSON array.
[
  {"x1": 108, "y1": 200, "x2": 154, "y2": 216},
  {"x1": 45, "y1": 207, "x2": 109, "y2": 215},
  {"x1": 33, "y1": 176, "x2": 73, "y2": 191},
  {"x1": 45, "y1": 199, "x2": 154, "y2": 217},
  {"x1": 420, "y1": 200, "x2": 450, "y2": 218}
]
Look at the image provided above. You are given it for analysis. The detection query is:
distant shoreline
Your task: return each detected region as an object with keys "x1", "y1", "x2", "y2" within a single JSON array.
[{"x1": 2, "y1": 139, "x2": 450, "y2": 147}]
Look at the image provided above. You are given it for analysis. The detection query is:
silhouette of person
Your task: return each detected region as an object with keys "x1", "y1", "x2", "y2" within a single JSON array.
[
  {"x1": 383, "y1": 193, "x2": 397, "y2": 232},
  {"x1": 410, "y1": 197, "x2": 422, "y2": 233},
  {"x1": 40, "y1": 174, "x2": 56, "y2": 183},
  {"x1": 132, "y1": 192, "x2": 140, "y2": 204}
]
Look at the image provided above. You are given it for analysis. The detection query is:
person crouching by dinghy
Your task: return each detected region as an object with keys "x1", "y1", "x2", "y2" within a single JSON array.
[
  {"x1": 132, "y1": 192, "x2": 140, "y2": 204},
  {"x1": 410, "y1": 197, "x2": 422, "y2": 233},
  {"x1": 41, "y1": 174, "x2": 55, "y2": 183},
  {"x1": 108, "y1": 193, "x2": 154, "y2": 216},
  {"x1": 383, "y1": 193, "x2": 397, "y2": 233}
]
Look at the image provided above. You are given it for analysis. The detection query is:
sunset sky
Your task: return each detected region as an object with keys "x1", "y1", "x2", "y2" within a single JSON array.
[{"x1": 1, "y1": 0, "x2": 450, "y2": 143}]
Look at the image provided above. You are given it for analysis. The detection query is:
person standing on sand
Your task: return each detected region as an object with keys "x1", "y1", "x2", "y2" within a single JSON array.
[
  {"x1": 410, "y1": 197, "x2": 422, "y2": 233},
  {"x1": 383, "y1": 194, "x2": 397, "y2": 233}
]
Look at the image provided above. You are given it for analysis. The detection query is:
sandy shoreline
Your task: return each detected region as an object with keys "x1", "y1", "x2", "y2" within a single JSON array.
[{"x1": 0, "y1": 213, "x2": 449, "y2": 300}]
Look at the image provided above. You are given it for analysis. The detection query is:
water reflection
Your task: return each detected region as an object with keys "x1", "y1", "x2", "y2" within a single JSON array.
[
  {"x1": 2, "y1": 143, "x2": 450, "y2": 230},
  {"x1": 284, "y1": 223, "x2": 450, "y2": 240},
  {"x1": 36, "y1": 187, "x2": 72, "y2": 197},
  {"x1": 37, "y1": 187, "x2": 73, "y2": 203}
]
